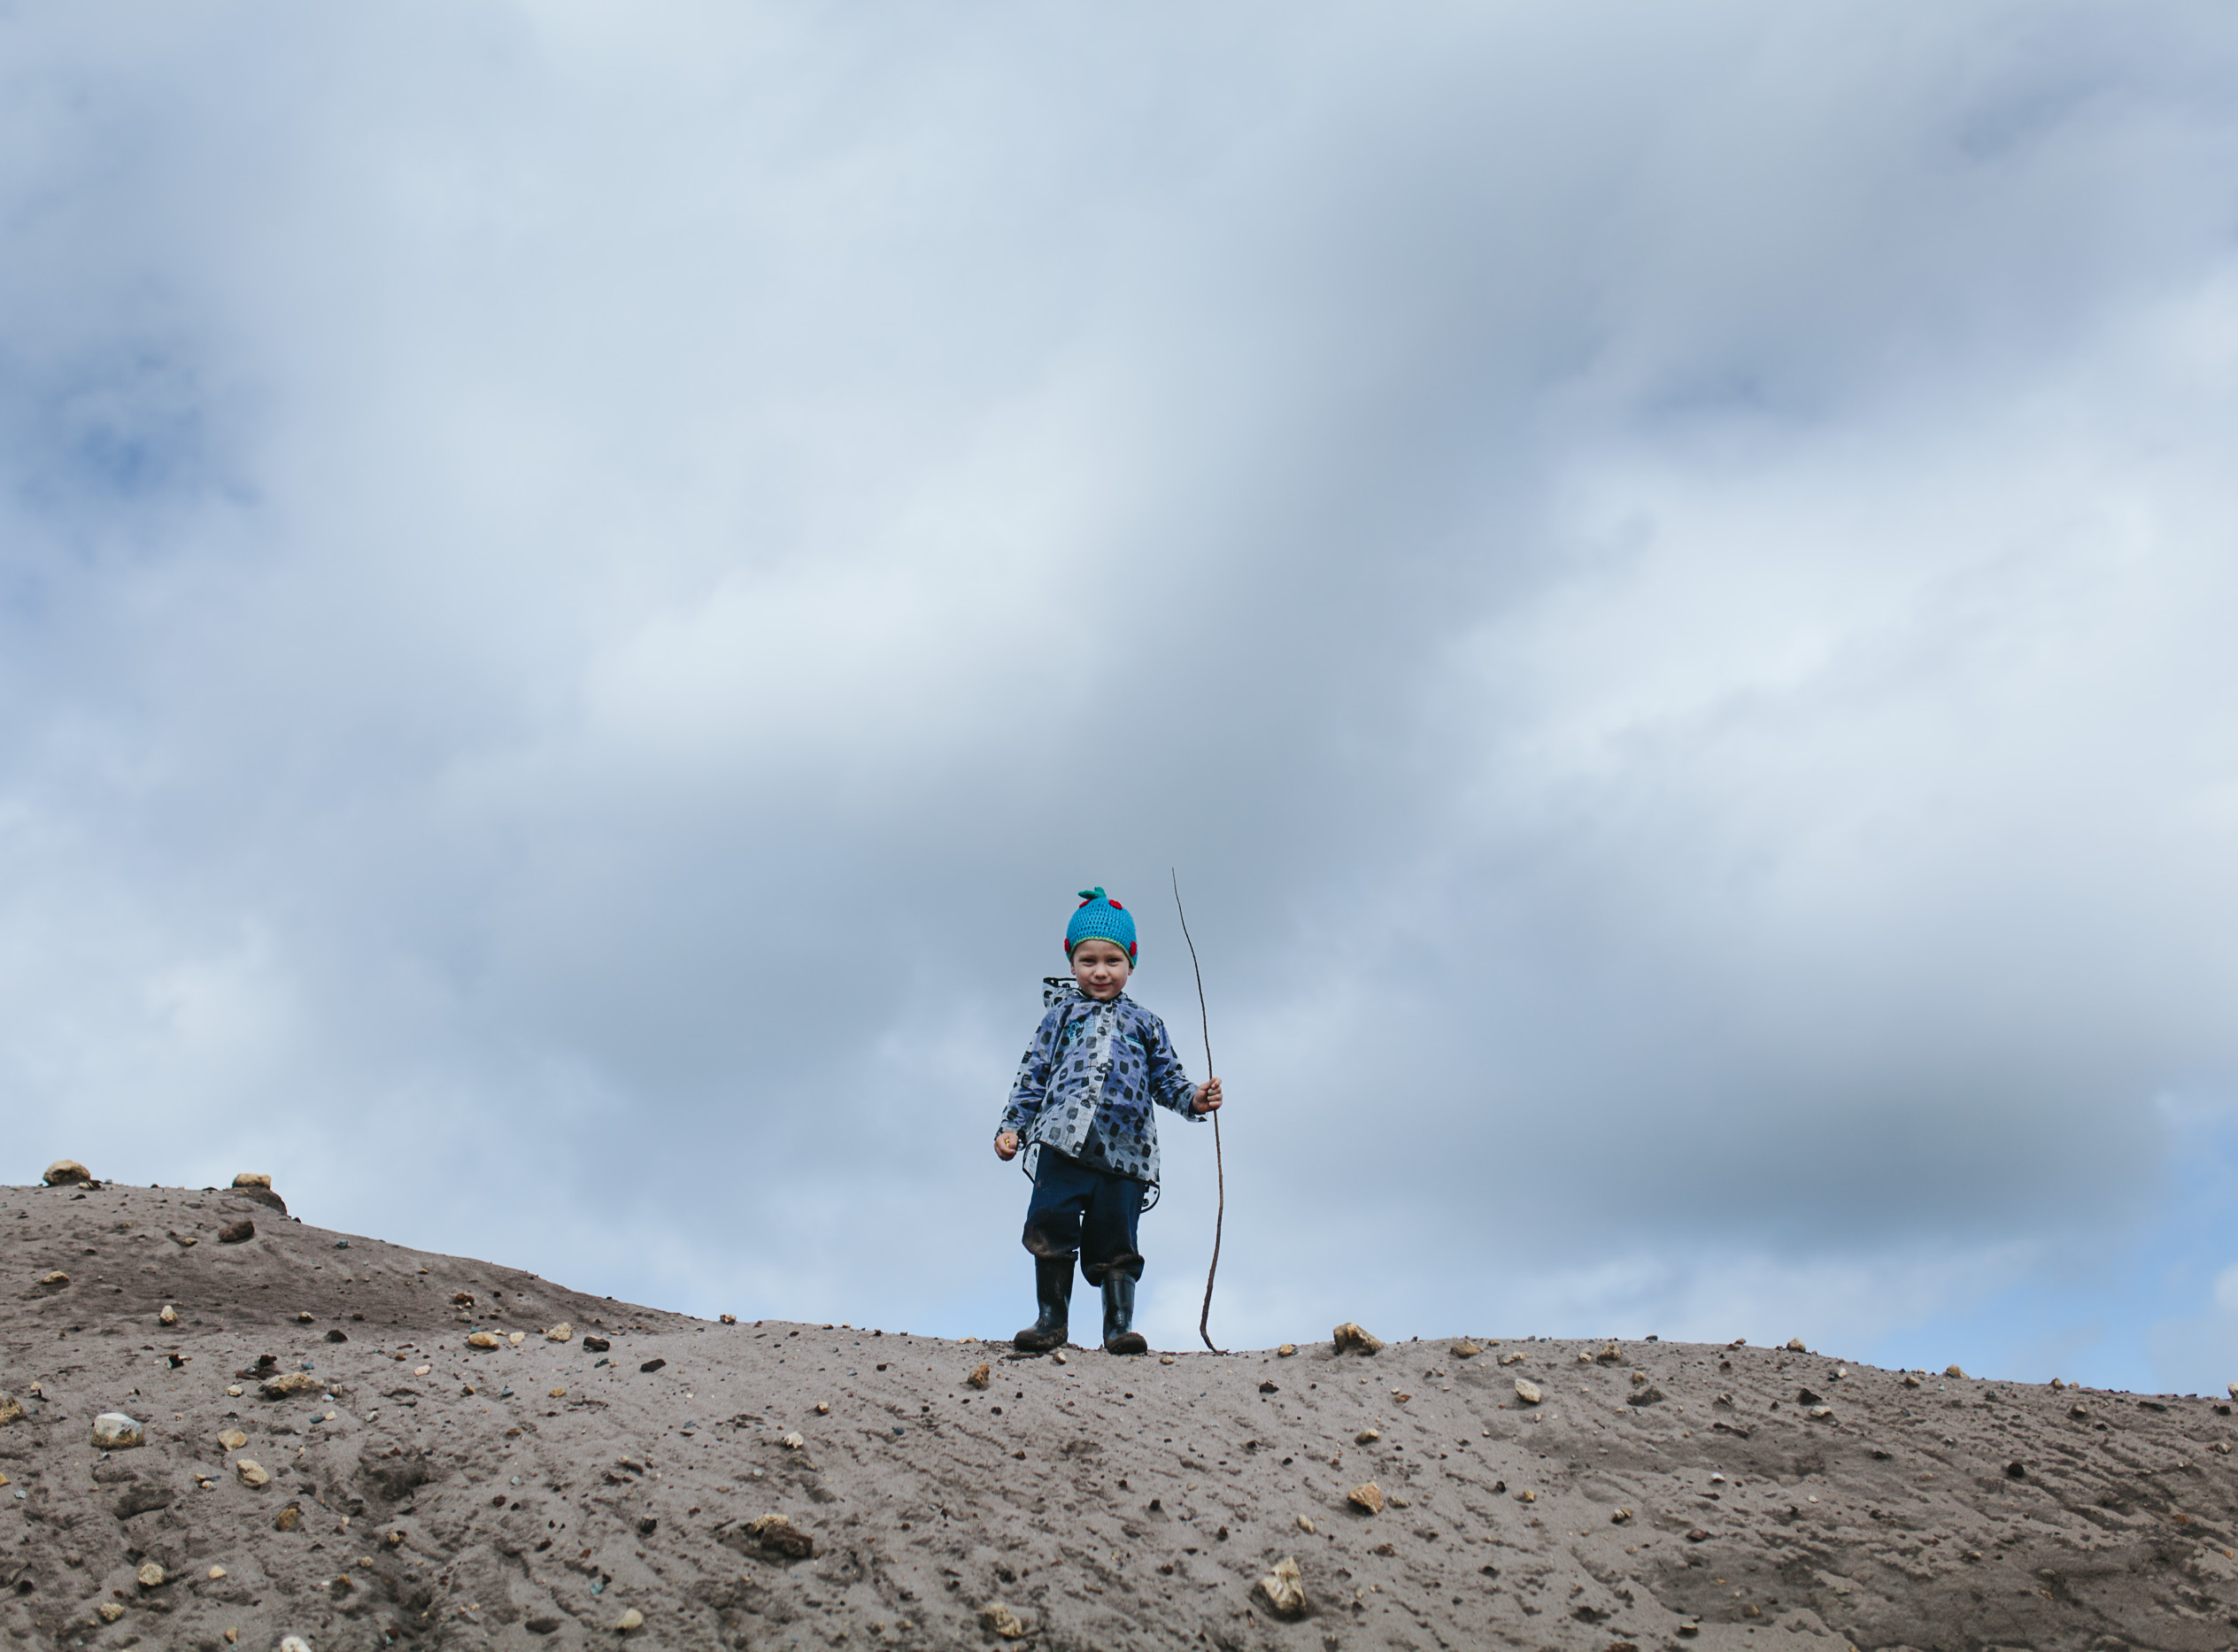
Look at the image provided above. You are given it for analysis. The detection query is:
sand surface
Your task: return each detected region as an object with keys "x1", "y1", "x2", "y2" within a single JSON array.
[{"x1": 4, "y1": 1181, "x2": 2238, "y2": 1650}]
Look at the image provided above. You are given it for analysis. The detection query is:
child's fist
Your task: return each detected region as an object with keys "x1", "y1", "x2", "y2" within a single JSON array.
[
  {"x1": 1192, "y1": 1077, "x2": 1223, "y2": 1115},
  {"x1": 994, "y1": 1131, "x2": 1021, "y2": 1161}
]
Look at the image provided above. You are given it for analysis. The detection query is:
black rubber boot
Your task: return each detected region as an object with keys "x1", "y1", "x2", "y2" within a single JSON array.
[
  {"x1": 1014, "y1": 1257, "x2": 1073, "y2": 1352},
  {"x1": 1101, "y1": 1273, "x2": 1148, "y2": 1355}
]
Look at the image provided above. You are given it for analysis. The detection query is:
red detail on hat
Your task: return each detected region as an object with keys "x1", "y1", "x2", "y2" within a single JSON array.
[{"x1": 1108, "y1": 899, "x2": 1123, "y2": 909}]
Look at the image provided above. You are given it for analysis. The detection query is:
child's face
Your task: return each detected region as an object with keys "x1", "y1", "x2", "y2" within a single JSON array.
[{"x1": 1070, "y1": 938, "x2": 1132, "y2": 1000}]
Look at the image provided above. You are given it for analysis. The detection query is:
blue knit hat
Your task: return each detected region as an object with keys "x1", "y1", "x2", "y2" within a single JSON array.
[{"x1": 1065, "y1": 886, "x2": 1138, "y2": 964}]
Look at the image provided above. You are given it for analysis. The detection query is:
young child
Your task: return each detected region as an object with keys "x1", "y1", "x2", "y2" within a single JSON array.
[{"x1": 995, "y1": 887, "x2": 1222, "y2": 1355}]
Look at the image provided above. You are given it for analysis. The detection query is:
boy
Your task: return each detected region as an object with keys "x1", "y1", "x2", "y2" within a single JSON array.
[{"x1": 995, "y1": 886, "x2": 1223, "y2": 1355}]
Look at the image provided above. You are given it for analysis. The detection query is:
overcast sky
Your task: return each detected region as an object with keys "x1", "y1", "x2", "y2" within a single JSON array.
[{"x1": 7, "y1": 1, "x2": 2238, "y2": 1391}]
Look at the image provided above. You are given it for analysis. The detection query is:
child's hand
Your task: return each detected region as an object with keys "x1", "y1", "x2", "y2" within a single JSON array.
[
  {"x1": 1192, "y1": 1077, "x2": 1223, "y2": 1115},
  {"x1": 994, "y1": 1131, "x2": 1021, "y2": 1161}
]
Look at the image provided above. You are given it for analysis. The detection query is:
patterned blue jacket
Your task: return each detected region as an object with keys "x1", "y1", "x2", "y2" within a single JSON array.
[{"x1": 999, "y1": 977, "x2": 1204, "y2": 1185}]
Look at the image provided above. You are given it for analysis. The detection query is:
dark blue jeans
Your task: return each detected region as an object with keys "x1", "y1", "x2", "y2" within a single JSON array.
[{"x1": 1023, "y1": 1149, "x2": 1146, "y2": 1285}]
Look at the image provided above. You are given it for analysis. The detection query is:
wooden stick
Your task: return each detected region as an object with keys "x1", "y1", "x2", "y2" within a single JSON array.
[{"x1": 1173, "y1": 868, "x2": 1227, "y2": 1355}]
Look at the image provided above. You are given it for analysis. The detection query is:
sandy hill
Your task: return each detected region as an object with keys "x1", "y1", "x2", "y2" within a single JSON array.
[{"x1": 3, "y1": 1177, "x2": 2236, "y2": 1651}]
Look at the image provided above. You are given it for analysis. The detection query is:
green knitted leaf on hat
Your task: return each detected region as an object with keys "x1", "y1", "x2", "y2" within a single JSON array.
[{"x1": 1077, "y1": 886, "x2": 1106, "y2": 903}]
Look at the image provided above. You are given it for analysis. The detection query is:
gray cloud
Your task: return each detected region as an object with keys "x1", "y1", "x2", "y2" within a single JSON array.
[{"x1": 5, "y1": 0, "x2": 2238, "y2": 1382}]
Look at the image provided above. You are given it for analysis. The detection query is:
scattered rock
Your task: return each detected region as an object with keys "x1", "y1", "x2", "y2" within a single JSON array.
[
  {"x1": 0, "y1": 1394, "x2": 22, "y2": 1426},
  {"x1": 325, "y1": 1329, "x2": 348, "y2": 1343},
  {"x1": 295, "y1": 1311, "x2": 313, "y2": 1323},
  {"x1": 780, "y1": 1432, "x2": 805, "y2": 1450},
  {"x1": 1786, "y1": 1337, "x2": 1807, "y2": 1352},
  {"x1": 1159, "y1": 1355, "x2": 1176, "y2": 1364},
  {"x1": 1277, "y1": 1343, "x2": 1298, "y2": 1357},
  {"x1": 719, "y1": 1314, "x2": 738, "y2": 1325},
  {"x1": 2005, "y1": 1461, "x2": 2027, "y2": 1479},
  {"x1": 1499, "y1": 1351, "x2": 1526, "y2": 1366},
  {"x1": 814, "y1": 1401, "x2": 830, "y2": 1416},
  {"x1": 967, "y1": 1363, "x2": 992, "y2": 1389},
  {"x1": 1355, "y1": 1429, "x2": 1381, "y2": 1445},
  {"x1": 1902, "y1": 1374, "x2": 1922, "y2": 1388},
  {"x1": 217, "y1": 1428, "x2": 248, "y2": 1450},
  {"x1": 237, "y1": 1459, "x2": 272, "y2": 1488},
  {"x1": 526, "y1": 1618, "x2": 560, "y2": 1635},
  {"x1": 207, "y1": 1567, "x2": 227, "y2": 1580},
  {"x1": 980, "y1": 1602, "x2": 1027, "y2": 1640},
  {"x1": 1945, "y1": 1364, "x2": 1968, "y2": 1379},
  {"x1": 91, "y1": 1412, "x2": 145, "y2": 1449},
  {"x1": 1514, "y1": 1379, "x2": 1543, "y2": 1405},
  {"x1": 1255, "y1": 1555, "x2": 1307, "y2": 1617},
  {"x1": 135, "y1": 1564, "x2": 166, "y2": 1589},
  {"x1": 1515, "y1": 1488, "x2": 1537, "y2": 1503},
  {"x1": 1451, "y1": 1340, "x2": 1480, "y2": 1358},
  {"x1": 467, "y1": 1332, "x2": 500, "y2": 1350},
  {"x1": 1595, "y1": 1343, "x2": 1622, "y2": 1363},
  {"x1": 640, "y1": 1358, "x2": 667, "y2": 1373},
  {"x1": 1626, "y1": 1387, "x2": 1667, "y2": 1408},
  {"x1": 509, "y1": 1331, "x2": 526, "y2": 1345},
  {"x1": 1296, "y1": 1515, "x2": 1316, "y2": 1533},
  {"x1": 280, "y1": 1638, "x2": 313, "y2": 1652},
  {"x1": 42, "y1": 1159, "x2": 91, "y2": 1187},
  {"x1": 274, "y1": 1502, "x2": 303, "y2": 1532},
  {"x1": 752, "y1": 1514, "x2": 814, "y2": 1559},
  {"x1": 546, "y1": 1323, "x2": 573, "y2": 1342},
  {"x1": 232, "y1": 1172, "x2": 273, "y2": 1189},
  {"x1": 1051, "y1": 1351, "x2": 1068, "y2": 1365},
  {"x1": 96, "y1": 1602, "x2": 126, "y2": 1624},
  {"x1": 2069, "y1": 1404, "x2": 2089, "y2": 1419},
  {"x1": 1797, "y1": 1387, "x2": 1824, "y2": 1405},
  {"x1": 36, "y1": 1271, "x2": 68, "y2": 1290},
  {"x1": 614, "y1": 1608, "x2": 644, "y2": 1633},
  {"x1": 217, "y1": 1219, "x2": 255, "y2": 1244},
  {"x1": 1332, "y1": 1323, "x2": 1384, "y2": 1355},
  {"x1": 1611, "y1": 1508, "x2": 1634, "y2": 1525},
  {"x1": 158, "y1": 1304, "x2": 179, "y2": 1326},
  {"x1": 260, "y1": 1371, "x2": 320, "y2": 1400},
  {"x1": 1686, "y1": 1527, "x2": 1709, "y2": 1542},
  {"x1": 1260, "y1": 1380, "x2": 1279, "y2": 1393},
  {"x1": 1347, "y1": 1481, "x2": 1385, "y2": 1515},
  {"x1": 583, "y1": 1336, "x2": 612, "y2": 1352},
  {"x1": 1807, "y1": 1406, "x2": 1834, "y2": 1420}
]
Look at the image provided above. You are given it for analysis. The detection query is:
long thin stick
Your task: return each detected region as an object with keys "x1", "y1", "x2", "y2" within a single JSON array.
[{"x1": 1173, "y1": 868, "x2": 1226, "y2": 1355}]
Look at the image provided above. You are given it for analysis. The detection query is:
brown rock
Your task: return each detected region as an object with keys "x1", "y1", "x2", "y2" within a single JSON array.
[
  {"x1": 274, "y1": 1502, "x2": 302, "y2": 1532},
  {"x1": 1498, "y1": 1350, "x2": 1526, "y2": 1366},
  {"x1": 217, "y1": 1219, "x2": 255, "y2": 1244},
  {"x1": 1355, "y1": 1428, "x2": 1380, "y2": 1445},
  {"x1": 980, "y1": 1602, "x2": 1026, "y2": 1639},
  {"x1": 1332, "y1": 1323, "x2": 1384, "y2": 1355},
  {"x1": 236, "y1": 1459, "x2": 271, "y2": 1488},
  {"x1": 466, "y1": 1332, "x2": 500, "y2": 1349},
  {"x1": 1277, "y1": 1343, "x2": 1298, "y2": 1357},
  {"x1": 217, "y1": 1428, "x2": 248, "y2": 1450},
  {"x1": 1945, "y1": 1364, "x2": 1968, "y2": 1379},
  {"x1": 42, "y1": 1159, "x2": 91, "y2": 1187},
  {"x1": 259, "y1": 1371, "x2": 320, "y2": 1400},
  {"x1": 1514, "y1": 1379, "x2": 1543, "y2": 1405},
  {"x1": 231, "y1": 1172, "x2": 273, "y2": 1190},
  {"x1": 544, "y1": 1324, "x2": 573, "y2": 1342},
  {"x1": 96, "y1": 1602, "x2": 125, "y2": 1625},
  {"x1": 36, "y1": 1271, "x2": 68, "y2": 1290},
  {"x1": 1256, "y1": 1555, "x2": 1307, "y2": 1617},
  {"x1": 136, "y1": 1563, "x2": 166, "y2": 1588},
  {"x1": 967, "y1": 1363, "x2": 992, "y2": 1389},
  {"x1": 158, "y1": 1304, "x2": 179, "y2": 1326},
  {"x1": 719, "y1": 1313, "x2": 738, "y2": 1324},
  {"x1": 1347, "y1": 1481, "x2": 1385, "y2": 1515},
  {"x1": 1786, "y1": 1337, "x2": 1808, "y2": 1352},
  {"x1": 1450, "y1": 1340, "x2": 1480, "y2": 1358},
  {"x1": 1595, "y1": 1342, "x2": 1623, "y2": 1363},
  {"x1": 0, "y1": 1394, "x2": 23, "y2": 1426}
]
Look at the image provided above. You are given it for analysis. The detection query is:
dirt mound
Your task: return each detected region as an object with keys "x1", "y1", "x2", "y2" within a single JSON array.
[{"x1": 4, "y1": 1182, "x2": 2235, "y2": 1649}]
